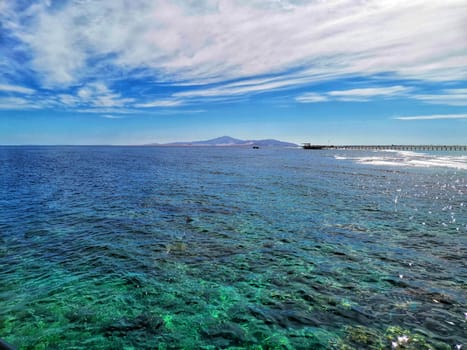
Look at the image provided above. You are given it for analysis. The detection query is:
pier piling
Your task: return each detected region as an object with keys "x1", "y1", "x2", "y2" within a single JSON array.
[{"x1": 302, "y1": 144, "x2": 467, "y2": 151}]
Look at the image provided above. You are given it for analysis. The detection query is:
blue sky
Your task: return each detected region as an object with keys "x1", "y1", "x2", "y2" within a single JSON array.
[{"x1": 0, "y1": 0, "x2": 466, "y2": 145}]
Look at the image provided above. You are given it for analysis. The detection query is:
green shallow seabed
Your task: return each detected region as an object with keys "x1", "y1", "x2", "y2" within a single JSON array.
[{"x1": 0, "y1": 147, "x2": 465, "y2": 349}]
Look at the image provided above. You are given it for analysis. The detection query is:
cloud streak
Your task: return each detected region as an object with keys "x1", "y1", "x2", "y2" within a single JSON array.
[
  {"x1": 296, "y1": 85, "x2": 467, "y2": 107},
  {"x1": 55, "y1": 82, "x2": 134, "y2": 110},
  {"x1": 135, "y1": 99, "x2": 183, "y2": 108},
  {"x1": 0, "y1": 97, "x2": 36, "y2": 110},
  {"x1": 328, "y1": 86, "x2": 411, "y2": 97},
  {"x1": 296, "y1": 85, "x2": 411, "y2": 103},
  {"x1": 100, "y1": 114, "x2": 123, "y2": 119},
  {"x1": 395, "y1": 114, "x2": 467, "y2": 120},
  {"x1": 0, "y1": 84, "x2": 35, "y2": 94},
  {"x1": 296, "y1": 93, "x2": 329, "y2": 103},
  {"x1": 412, "y1": 89, "x2": 467, "y2": 106}
]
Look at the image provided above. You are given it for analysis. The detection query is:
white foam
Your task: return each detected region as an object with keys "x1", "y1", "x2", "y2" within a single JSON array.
[
  {"x1": 335, "y1": 151, "x2": 467, "y2": 170},
  {"x1": 358, "y1": 159, "x2": 406, "y2": 167},
  {"x1": 397, "y1": 150, "x2": 427, "y2": 157}
]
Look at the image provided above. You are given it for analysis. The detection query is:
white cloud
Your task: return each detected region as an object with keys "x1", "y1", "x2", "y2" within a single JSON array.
[
  {"x1": 101, "y1": 114, "x2": 123, "y2": 119},
  {"x1": 56, "y1": 82, "x2": 135, "y2": 110},
  {"x1": 58, "y1": 94, "x2": 80, "y2": 106},
  {"x1": 0, "y1": 81, "x2": 136, "y2": 111},
  {"x1": 395, "y1": 114, "x2": 467, "y2": 120},
  {"x1": 3, "y1": 0, "x2": 466, "y2": 90},
  {"x1": 0, "y1": 84, "x2": 35, "y2": 94},
  {"x1": 445, "y1": 88, "x2": 467, "y2": 94},
  {"x1": 76, "y1": 108, "x2": 137, "y2": 114},
  {"x1": 5, "y1": 82, "x2": 135, "y2": 113},
  {"x1": 171, "y1": 72, "x2": 350, "y2": 101},
  {"x1": 296, "y1": 85, "x2": 467, "y2": 106},
  {"x1": 77, "y1": 87, "x2": 92, "y2": 99},
  {"x1": 295, "y1": 93, "x2": 329, "y2": 103},
  {"x1": 412, "y1": 89, "x2": 467, "y2": 106},
  {"x1": 75, "y1": 82, "x2": 134, "y2": 108},
  {"x1": 135, "y1": 99, "x2": 183, "y2": 108},
  {"x1": 155, "y1": 109, "x2": 206, "y2": 115},
  {"x1": 174, "y1": 77, "x2": 307, "y2": 98},
  {"x1": 0, "y1": 97, "x2": 40, "y2": 109},
  {"x1": 328, "y1": 86, "x2": 412, "y2": 98},
  {"x1": 296, "y1": 85, "x2": 411, "y2": 103}
]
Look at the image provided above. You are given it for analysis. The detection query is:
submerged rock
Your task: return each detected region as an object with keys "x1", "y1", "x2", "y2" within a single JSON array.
[
  {"x1": 201, "y1": 322, "x2": 247, "y2": 347},
  {"x1": 103, "y1": 313, "x2": 164, "y2": 337},
  {"x1": 248, "y1": 305, "x2": 320, "y2": 328},
  {"x1": 337, "y1": 325, "x2": 452, "y2": 350}
]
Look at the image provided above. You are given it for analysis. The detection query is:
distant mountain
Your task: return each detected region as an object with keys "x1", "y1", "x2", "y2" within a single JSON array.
[
  {"x1": 249, "y1": 139, "x2": 297, "y2": 147},
  {"x1": 178, "y1": 136, "x2": 246, "y2": 146},
  {"x1": 146, "y1": 136, "x2": 297, "y2": 147}
]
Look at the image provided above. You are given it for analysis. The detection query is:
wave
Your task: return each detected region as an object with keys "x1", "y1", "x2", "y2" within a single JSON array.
[{"x1": 334, "y1": 150, "x2": 467, "y2": 170}]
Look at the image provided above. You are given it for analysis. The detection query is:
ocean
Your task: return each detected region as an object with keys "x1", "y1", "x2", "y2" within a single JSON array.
[{"x1": 0, "y1": 146, "x2": 465, "y2": 349}]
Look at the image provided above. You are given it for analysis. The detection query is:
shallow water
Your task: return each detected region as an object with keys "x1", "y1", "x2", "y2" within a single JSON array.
[{"x1": 0, "y1": 146, "x2": 465, "y2": 349}]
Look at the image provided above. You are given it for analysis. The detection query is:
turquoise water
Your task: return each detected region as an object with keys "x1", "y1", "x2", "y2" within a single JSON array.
[{"x1": 0, "y1": 146, "x2": 465, "y2": 349}]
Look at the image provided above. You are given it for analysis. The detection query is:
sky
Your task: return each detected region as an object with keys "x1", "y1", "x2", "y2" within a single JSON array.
[{"x1": 0, "y1": 0, "x2": 466, "y2": 145}]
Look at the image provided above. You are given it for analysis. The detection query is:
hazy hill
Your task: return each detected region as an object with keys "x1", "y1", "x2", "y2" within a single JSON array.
[{"x1": 147, "y1": 136, "x2": 297, "y2": 147}]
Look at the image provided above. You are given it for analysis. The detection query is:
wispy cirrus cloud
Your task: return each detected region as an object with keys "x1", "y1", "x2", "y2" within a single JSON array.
[
  {"x1": 0, "y1": 84, "x2": 35, "y2": 94},
  {"x1": 295, "y1": 93, "x2": 329, "y2": 103},
  {"x1": 394, "y1": 114, "x2": 467, "y2": 121},
  {"x1": 76, "y1": 82, "x2": 134, "y2": 108},
  {"x1": 412, "y1": 88, "x2": 467, "y2": 106},
  {"x1": 0, "y1": 81, "x2": 136, "y2": 112},
  {"x1": 54, "y1": 82, "x2": 134, "y2": 111},
  {"x1": 100, "y1": 114, "x2": 123, "y2": 119},
  {"x1": 296, "y1": 85, "x2": 411, "y2": 103},
  {"x1": 296, "y1": 85, "x2": 467, "y2": 107},
  {"x1": 2, "y1": 0, "x2": 466, "y2": 92},
  {"x1": 0, "y1": 97, "x2": 36, "y2": 110},
  {"x1": 127, "y1": 74, "x2": 321, "y2": 106},
  {"x1": 75, "y1": 108, "x2": 138, "y2": 114},
  {"x1": 174, "y1": 76, "x2": 311, "y2": 99},
  {"x1": 328, "y1": 86, "x2": 412, "y2": 98},
  {"x1": 135, "y1": 99, "x2": 183, "y2": 108}
]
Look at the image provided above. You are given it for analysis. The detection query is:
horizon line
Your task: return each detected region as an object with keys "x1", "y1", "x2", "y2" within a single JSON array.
[{"x1": 1, "y1": 143, "x2": 466, "y2": 147}]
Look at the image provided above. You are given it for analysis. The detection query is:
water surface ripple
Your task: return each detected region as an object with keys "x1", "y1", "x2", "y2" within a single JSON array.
[{"x1": 0, "y1": 147, "x2": 465, "y2": 349}]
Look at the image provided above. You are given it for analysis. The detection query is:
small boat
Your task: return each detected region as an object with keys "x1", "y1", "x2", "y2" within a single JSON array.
[{"x1": 252, "y1": 146, "x2": 260, "y2": 149}]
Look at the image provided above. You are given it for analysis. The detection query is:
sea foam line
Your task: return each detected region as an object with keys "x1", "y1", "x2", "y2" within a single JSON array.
[{"x1": 334, "y1": 151, "x2": 467, "y2": 170}]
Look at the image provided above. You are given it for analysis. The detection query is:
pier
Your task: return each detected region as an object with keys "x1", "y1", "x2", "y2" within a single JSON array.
[{"x1": 302, "y1": 144, "x2": 467, "y2": 151}]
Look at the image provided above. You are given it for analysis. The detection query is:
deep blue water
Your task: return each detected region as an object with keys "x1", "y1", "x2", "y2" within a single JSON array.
[{"x1": 0, "y1": 146, "x2": 465, "y2": 349}]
